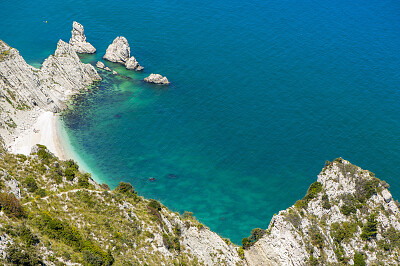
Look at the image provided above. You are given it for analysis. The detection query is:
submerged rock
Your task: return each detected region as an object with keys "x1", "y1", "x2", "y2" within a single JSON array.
[
  {"x1": 103, "y1": 37, "x2": 143, "y2": 71},
  {"x1": 112, "y1": 70, "x2": 117, "y2": 75},
  {"x1": 144, "y1": 74, "x2": 170, "y2": 85},
  {"x1": 96, "y1": 61, "x2": 105, "y2": 69},
  {"x1": 69, "y1": 21, "x2": 96, "y2": 54}
]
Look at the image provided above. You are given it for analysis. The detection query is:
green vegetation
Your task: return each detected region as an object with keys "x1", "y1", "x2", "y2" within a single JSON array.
[
  {"x1": 0, "y1": 145, "x2": 211, "y2": 265},
  {"x1": 242, "y1": 228, "x2": 266, "y2": 249},
  {"x1": 295, "y1": 181, "x2": 323, "y2": 209},
  {"x1": 361, "y1": 214, "x2": 378, "y2": 241},
  {"x1": 330, "y1": 222, "x2": 358, "y2": 245},
  {"x1": 353, "y1": 252, "x2": 366, "y2": 266},
  {"x1": 321, "y1": 194, "x2": 331, "y2": 209},
  {"x1": 0, "y1": 192, "x2": 25, "y2": 218}
]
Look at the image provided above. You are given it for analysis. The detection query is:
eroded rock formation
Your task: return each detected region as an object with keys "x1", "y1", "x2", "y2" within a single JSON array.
[
  {"x1": 103, "y1": 37, "x2": 143, "y2": 71},
  {"x1": 69, "y1": 21, "x2": 96, "y2": 54},
  {"x1": 144, "y1": 74, "x2": 170, "y2": 85}
]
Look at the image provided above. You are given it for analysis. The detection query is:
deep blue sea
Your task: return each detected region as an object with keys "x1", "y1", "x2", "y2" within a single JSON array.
[{"x1": 2, "y1": 0, "x2": 400, "y2": 244}]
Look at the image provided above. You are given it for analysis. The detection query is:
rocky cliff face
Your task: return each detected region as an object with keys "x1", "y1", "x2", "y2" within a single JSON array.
[
  {"x1": 103, "y1": 37, "x2": 143, "y2": 71},
  {"x1": 244, "y1": 158, "x2": 400, "y2": 265},
  {"x1": 69, "y1": 21, "x2": 96, "y2": 54},
  {"x1": 0, "y1": 39, "x2": 100, "y2": 144}
]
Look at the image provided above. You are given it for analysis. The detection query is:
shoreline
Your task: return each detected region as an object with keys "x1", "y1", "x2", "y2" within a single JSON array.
[
  {"x1": 8, "y1": 111, "x2": 69, "y2": 160},
  {"x1": 8, "y1": 110, "x2": 104, "y2": 183}
]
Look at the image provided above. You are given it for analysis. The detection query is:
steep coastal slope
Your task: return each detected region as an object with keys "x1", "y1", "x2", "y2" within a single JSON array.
[
  {"x1": 0, "y1": 145, "x2": 243, "y2": 265},
  {"x1": 244, "y1": 158, "x2": 400, "y2": 265}
]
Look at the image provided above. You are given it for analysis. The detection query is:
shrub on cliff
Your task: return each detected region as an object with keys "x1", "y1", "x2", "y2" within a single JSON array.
[
  {"x1": 24, "y1": 176, "x2": 38, "y2": 192},
  {"x1": 6, "y1": 243, "x2": 41, "y2": 266},
  {"x1": 361, "y1": 214, "x2": 377, "y2": 240},
  {"x1": 36, "y1": 144, "x2": 53, "y2": 165},
  {"x1": 148, "y1": 199, "x2": 162, "y2": 211},
  {"x1": 78, "y1": 173, "x2": 91, "y2": 188},
  {"x1": 295, "y1": 182, "x2": 323, "y2": 209},
  {"x1": 163, "y1": 233, "x2": 180, "y2": 252},
  {"x1": 353, "y1": 252, "x2": 366, "y2": 266},
  {"x1": 0, "y1": 192, "x2": 25, "y2": 218},
  {"x1": 242, "y1": 228, "x2": 266, "y2": 249},
  {"x1": 115, "y1": 182, "x2": 137, "y2": 197}
]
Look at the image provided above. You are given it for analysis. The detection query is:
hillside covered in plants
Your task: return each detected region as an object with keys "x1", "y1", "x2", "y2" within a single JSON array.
[{"x1": 0, "y1": 144, "x2": 243, "y2": 265}]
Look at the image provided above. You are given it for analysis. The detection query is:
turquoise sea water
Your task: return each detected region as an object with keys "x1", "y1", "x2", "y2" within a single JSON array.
[{"x1": 2, "y1": 0, "x2": 400, "y2": 244}]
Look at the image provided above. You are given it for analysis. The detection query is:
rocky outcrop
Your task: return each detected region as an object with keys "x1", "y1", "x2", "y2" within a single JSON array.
[
  {"x1": 0, "y1": 39, "x2": 100, "y2": 144},
  {"x1": 144, "y1": 74, "x2": 170, "y2": 85},
  {"x1": 96, "y1": 61, "x2": 105, "y2": 69},
  {"x1": 244, "y1": 158, "x2": 400, "y2": 265},
  {"x1": 69, "y1": 21, "x2": 96, "y2": 54},
  {"x1": 103, "y1": 37, "x2": 143, "y2": 71}
]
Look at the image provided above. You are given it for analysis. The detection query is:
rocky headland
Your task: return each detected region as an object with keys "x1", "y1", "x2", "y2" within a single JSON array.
[
  {"x1": 69, "y1": 21, "x2": 96, "y2": 54},
  {"x1": 103, "y1": 36, "x2": 143, "y2": 71},
  {"x1": 0, "y1": 39, "x2": 100, "y2": 148}
]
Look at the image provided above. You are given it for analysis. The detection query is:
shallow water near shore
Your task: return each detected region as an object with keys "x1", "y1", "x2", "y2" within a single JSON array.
[{"x1": 2, "y1": 0, "x2": 400, "y2": 243}]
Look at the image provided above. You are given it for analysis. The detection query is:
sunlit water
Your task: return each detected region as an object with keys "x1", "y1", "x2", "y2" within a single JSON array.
[{"x1": 2, "y1": 0, "x2": 400, "y2": 243}]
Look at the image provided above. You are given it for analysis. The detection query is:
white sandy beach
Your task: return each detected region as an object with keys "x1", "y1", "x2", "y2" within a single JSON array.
[{"x1": 9, "y1": 111, "x2": 68, "y2": 160}]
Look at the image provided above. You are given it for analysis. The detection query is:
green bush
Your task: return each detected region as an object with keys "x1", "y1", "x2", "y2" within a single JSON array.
[
  {"x1": 242, "y1": 228, "x2": 266, "y2": 249},
  {"x1": 340, "y1": 204, "x2": 357, "y2": 216},
  {"x1": 310, "y1": 229, "x2": 324, "y2": 249},
  {"x1": 78, "y1": 173, "x2": 90, "y2": 188},
  {"x1": 295, "y1": 182, "x2": 323, "y2": 209},
  {"x1": 355, "y1": 178, "x2": 379, "y2": 203},
  {"x1": 361, "y1": 214, "x2": 377, "y2": 241},
  {"x1": 353, "y1": 252, "x2": 366, "y2": 266},
  {"x1": 24, "y1": 177, "x2": 38, "y2": 192},
  {"x1": 6, "y1": 243, "x2": 41, "y2": 265},
  {"x1": 322, "y1": 194, "x2": 331, "y2": 209},
  {"x1": 19, "y1": 224, "x2": 39, "y2": 247},
  {"x1": 163, "y1": 233, "x2": 180, "y2": 251},
  {"x1": 304, "y1": 182, "x2": 323, "y2": 201},
  {"x1": 65, "y1": 159, "x2": 79, "y2": 171},
  {"x1": 0, "y1": 192, "x2": 25, "y2": 218},
  {"x1": 65, "y1": 168, "x2": 76, "y2": 181},
  {"x1": 148, "y1": 199, "x2": 162, "y2": 211},
  {"x1": 37, "y1": 212, "x2": 114, "y2": 265},
  {"x1": 115, "y1": 182, "x2": 137, "y2": 197},
  {"x1": 182, "y1": 211, "x2": 193, "y2": 219},
  {"x1": 35, "y1": 188, "x2": 46, "y2": 198},
  {"x1": 36, "y1": 144, "x2": 53, "y2": 165}
]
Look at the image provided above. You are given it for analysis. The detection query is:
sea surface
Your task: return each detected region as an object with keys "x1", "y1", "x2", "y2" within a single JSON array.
[{"x1": 2, "y1": 0, "x2": 400, "y2": 244}]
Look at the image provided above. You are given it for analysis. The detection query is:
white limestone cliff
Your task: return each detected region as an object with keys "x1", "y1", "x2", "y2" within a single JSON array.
[
  {"x1": 69, "y1": 21, "x2": 96, "y2": 54},
  {"x1": 0, "y1": 39, "x2": 100, "y2": 145},
  {"x1": 244, "y1": 159, "x2": 400, "y2": 265}
]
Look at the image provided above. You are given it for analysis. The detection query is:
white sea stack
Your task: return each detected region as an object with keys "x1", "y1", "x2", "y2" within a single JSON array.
[
  {"x1": 69, "y1": 21, "x2": 96, "y2": 54},
  {"x1": 104, "y1": 67, "x2": 111, "y2": 72},
  {"x1": 112, "y1": 70, "x2": 117, "y2": 75},
  {"x1": 96, "y1": 61, "x2": 105, "y2": 69},
  {"x1": 144, "y1": 74, "x2": 170, "y2": 85},
  {"x1": 103, "y1": 36, "x2": 143, "y2": 71}
]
